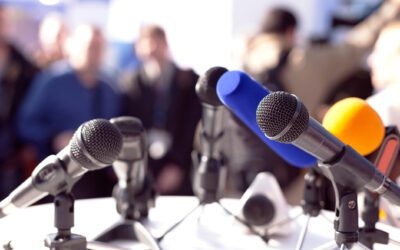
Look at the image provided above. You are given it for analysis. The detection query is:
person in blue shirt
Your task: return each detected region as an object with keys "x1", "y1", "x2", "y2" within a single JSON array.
[
  {"x1": 18, "y1": 24, "x2": 120, "y2": 158},
  {"x1": 17, "y1": 25, "x2": 121, "y2": 198}
]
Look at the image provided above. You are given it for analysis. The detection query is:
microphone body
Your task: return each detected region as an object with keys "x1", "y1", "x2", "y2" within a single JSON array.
[
  {"x1": 200, "y1": 104, "x2": 224, "y2": 159},
  {"x1": 0, "y1": 119, "x2": 123, "y2": 218},
  {"x1": 216, "y1": 70, "x2": 316, "y2": 168},
  {"x1": 111, "y1": 117, "x2": 147, "y2": 191},
  {"x1": 256, "y1": 92, "x2": 400, "y2": 206},
  {"x1": 110, "y1": 116, "x2": 155, "y2": 219},
  {"x1": 193, "y1": 67, "x2": 228, "y2": 203}
]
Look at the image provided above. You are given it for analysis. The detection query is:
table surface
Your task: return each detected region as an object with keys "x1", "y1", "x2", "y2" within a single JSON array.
[{"x1": 0, "y1": 196, "x2": 400, "y2": 250}]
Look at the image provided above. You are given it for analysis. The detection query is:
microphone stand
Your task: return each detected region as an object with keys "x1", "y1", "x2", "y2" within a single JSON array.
[
  {"x1": 45, "y1": 192, "x2": 87, "y2": 250},
  {"x1": 358, "y1": 126, "x2": 400, "y2": 248},
  {"x1": 313, "y1": 155, "x2": 372, "y2": 250},
  {"x1": 154, "y1": 133, "x2": 269, "y2": 244},
  {"x1": 295, "y1": 168, "x2": 327, "y2": 250},
  {"x1": 93, "y1": 176, "x2": 159, "y2": 250},
  {"x1": 358, "y1": 192, "x2": 388, "y2": 248}
]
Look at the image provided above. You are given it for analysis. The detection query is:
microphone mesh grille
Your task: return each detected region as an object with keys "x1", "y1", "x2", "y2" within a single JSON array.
[
  {"x1": 256, "y1": 91, "x2": 309, "y2": 143},
  {"x1": 70, "y1": 119, "x2": 123, "y2": 170}
]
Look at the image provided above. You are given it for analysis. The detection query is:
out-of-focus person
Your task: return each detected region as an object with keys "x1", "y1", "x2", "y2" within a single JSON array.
[
  {"x1": 0, "y1": 6, "x2": 38, "y2": 198},
  {"x1": 17, "y1": 25, "x2": 121, "y2": 198},
  {"x1": 35, "y1": 13, "x2": 68, "y2": 69},
  {"x1": 242, "y1": 1, "x2": 400, "y2": 120},
  {"x1": 367, "y1": 21, "x2": 400, "y2": 129},
  {"x1": 121, "y1": 24, "x2": 201, "y2": 195}
]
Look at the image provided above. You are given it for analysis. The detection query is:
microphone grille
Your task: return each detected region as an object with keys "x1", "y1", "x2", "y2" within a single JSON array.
[
  {"x1": 195, "y1": 66, "x2": 227, "y2": 106},
  {"x1": 256, "y1": 91, "x2": 309, "y2": 143},
  {"x1": 70, "y1": 119, "x2": 123, "y2": 169},
  {"x1": 243, "y1": 194, "x2": 275, "y2": 226}
]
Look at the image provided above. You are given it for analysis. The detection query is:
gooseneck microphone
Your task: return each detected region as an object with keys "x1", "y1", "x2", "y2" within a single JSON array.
[
  {"x1": 256, "y1": 92, "x2": 400, "y2": 206},
  {"x1": 0, "y1": 119, "x2": 123, "y2": 218},
  {"x1": 110, "y1": 116, "x2": 155, "y2": 219},
  {"x1": 193, "y1": 66, "x2": 228, "y2": 203}
]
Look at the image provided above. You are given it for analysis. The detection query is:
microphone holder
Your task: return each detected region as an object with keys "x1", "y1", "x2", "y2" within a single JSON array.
[
  {"x1": 312, "y1": 160, "x2": 371, "y2": 250},
  {"x1": 295, "y1": 166, "x2": 383, "y2": 250},
  {"x1": 45, "y1": 192, "x2": 87, "y2": 250}
]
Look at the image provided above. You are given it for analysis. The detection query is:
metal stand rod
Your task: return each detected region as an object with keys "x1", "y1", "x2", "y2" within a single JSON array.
[
  {"x1": 293, "y1": 169, "x2": 327, "y2": 249},
  {"x1": 389, "y1": 238, "x2": 400, "y2": 247},
  {"x1": 216, "y1": 201, "x2": 269, "y2": 244},
  {"x1": 295, "y1": 215, "x2": 311, "y2": 250},
  {"x1": 156, "y1": 203, "x2": 201, "y2": 242}
]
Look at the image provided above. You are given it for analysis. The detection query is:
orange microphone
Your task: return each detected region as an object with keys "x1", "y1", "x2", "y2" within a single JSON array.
[{"x1": 322, "y1": 97, "x2": 385, "y2": 156}]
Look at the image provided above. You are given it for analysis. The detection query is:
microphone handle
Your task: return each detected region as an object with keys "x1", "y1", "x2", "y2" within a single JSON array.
[
  {"x1": 0, "y1": 177, "x2": 46, "y2": 217},
  {"x1": 320, "y1": 145, "x2": 400, "y2": 206}
]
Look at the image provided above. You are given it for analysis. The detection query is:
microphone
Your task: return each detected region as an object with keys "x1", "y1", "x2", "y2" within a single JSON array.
[
  {"x1": 195, "y1": 66, "x2": 227, "y2": 158},
  {"x1": 193, "y1": 66, "x2": 228, "y2": 203},
  {"x1": 322, "y1": 97, "x2": 385, "y2": 156},
  {"x1": 238, "y1": 172, "x2": 293, "y2": 236},
  {"x1": 256, "y1": 91, "x2": 400, "y2": 205},
  {"x1": 110, "y1": 116, "x2": 155, "y2": 219},
  {"x1": 111, "y1": 117, "x2": 147, "y2": 193},
  {"x1": 216, "y1": 70, "x2": 316, "y2": 168},
  {"x1": 0, "y1": 119, "x2": 123, "y2": 218}
]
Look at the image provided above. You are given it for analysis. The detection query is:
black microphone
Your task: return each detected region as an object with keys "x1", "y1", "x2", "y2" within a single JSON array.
[
  {"x1": 192, "y1": 66, "x2": 228, "y2": 203},
  {"x1": 0, "y1": 119, "x2": 123, "y2": 218},
  {"x1": 110, "y1": 116, "x2": 155, "y2": 219},
  {"x1": 256, "y1": 91, "x2": 400, "y2": 206}
]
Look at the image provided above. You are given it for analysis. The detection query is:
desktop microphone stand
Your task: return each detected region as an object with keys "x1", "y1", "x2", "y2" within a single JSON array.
[
  {"x1": 295, "y1": 169, "x2": 327, "y2": 250},
  {"x1": 296, "y1": 164, "x2": 380, "y2": 250},
  {"x1": 155, "y1": 152, "x2": 270, "y2": 244},
  {"x1": 358, "y1": 191, "x2": 388, "y2": 248},
  {"x1": 93, "y1": 176, "x2": 160, "y2": 250},
  {"x1": 45, "y1": 192, "x2": 87, "y2": 250},
  {"x1": 314, "y1": 158, "x2": 373, "y2": 250}
]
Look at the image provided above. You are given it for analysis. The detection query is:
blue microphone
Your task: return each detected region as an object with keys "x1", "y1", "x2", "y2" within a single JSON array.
[{"x1": 216, "y1": 70, "x2": 316, "y2": 168}]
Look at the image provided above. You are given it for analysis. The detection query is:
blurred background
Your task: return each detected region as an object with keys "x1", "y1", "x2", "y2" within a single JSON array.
[
  {"x1": 1, "y1": 0, "x2": 382, "y2": 74},
  {"x1": 0, "y1": 0, "x2": 394, "y2": 203}
]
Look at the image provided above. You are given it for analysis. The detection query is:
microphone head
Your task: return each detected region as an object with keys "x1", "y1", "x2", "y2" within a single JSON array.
[
  {"x1": 195, "y1": 66, "x2": 228, "y2": 106},
  {"x1": 322, "y1": 97, "x2": 385, "y2": 156},
  {"x1": 242, "y1": 194, "x2": 275, "y2": 226},
  {"x1": 110, "y1": 116, "x2": 145, "y2": 161},
  {"x1": 70, "y1": 119, "x2": 123, "y2": 170},
  {"x1": 256, "y1": 91, "x2": 309, "y2": 143}
]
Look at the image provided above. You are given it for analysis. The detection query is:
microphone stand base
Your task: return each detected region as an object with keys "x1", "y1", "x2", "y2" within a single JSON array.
[
  {"x1": 93, "y1": 221, "x2": 160, "y2": 250},
  {"x1": 45, "y1": 234, "x2": 86, "y2": 250},
  {"x1": 358, "y1": 228, "x2": 389, "y2": 249}
]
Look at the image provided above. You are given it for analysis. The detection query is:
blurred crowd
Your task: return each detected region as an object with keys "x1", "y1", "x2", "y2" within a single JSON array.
[{"x1": 1, "y1": 0, "x2": 400, "y2": 203}]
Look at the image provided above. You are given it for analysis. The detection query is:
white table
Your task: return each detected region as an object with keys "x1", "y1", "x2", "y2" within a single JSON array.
[{"x1": 0, "y1": 196, "x2": 399, "y2": 249}]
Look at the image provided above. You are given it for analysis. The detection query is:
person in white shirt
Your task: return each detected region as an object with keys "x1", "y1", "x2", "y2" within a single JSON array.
[{"x1": 367, "y1": 21, "x2": 400, "y2": 129}]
